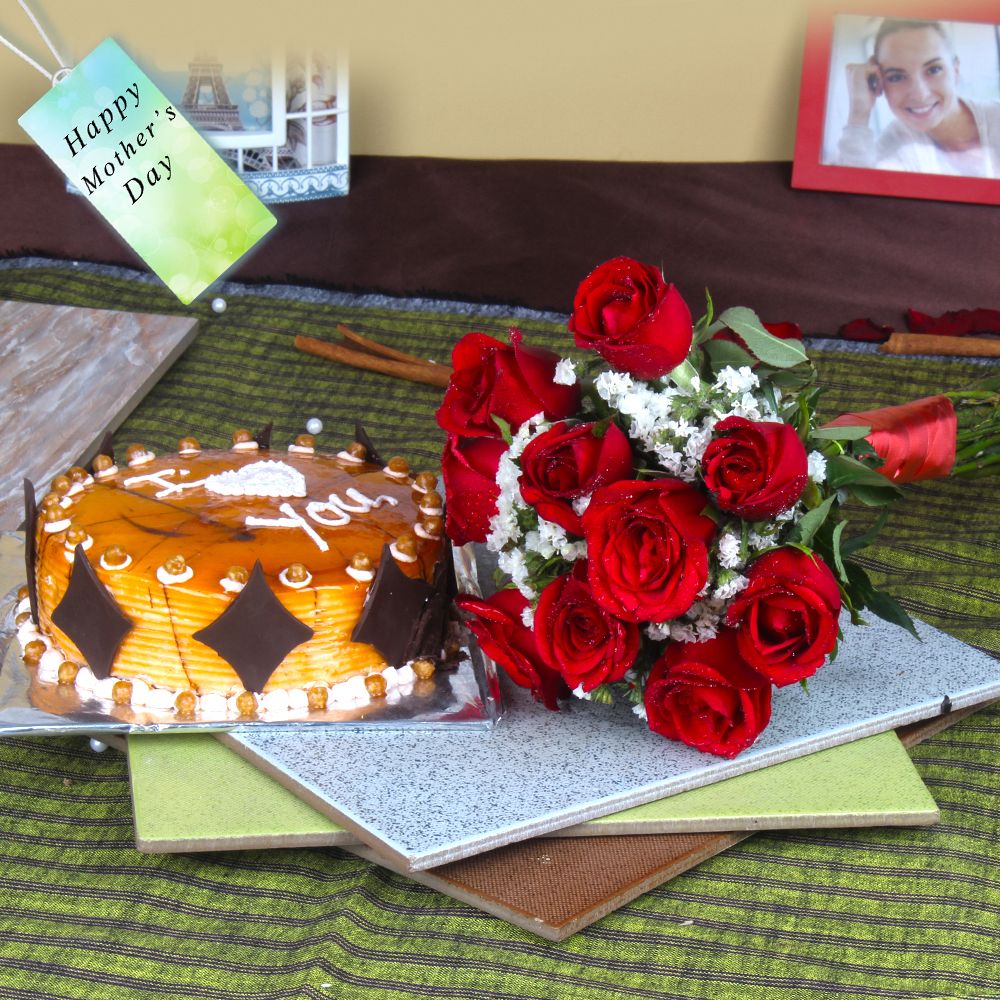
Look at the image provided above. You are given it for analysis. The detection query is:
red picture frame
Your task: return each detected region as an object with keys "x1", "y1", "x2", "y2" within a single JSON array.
[{"x1": 792, "y1": 2, "x2": 1000, "y2": 205}]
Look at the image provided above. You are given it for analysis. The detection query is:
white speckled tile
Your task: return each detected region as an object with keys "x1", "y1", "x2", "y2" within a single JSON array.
[{"x1": 223, "y1": 613, "x2": 1000, "y2": 871}]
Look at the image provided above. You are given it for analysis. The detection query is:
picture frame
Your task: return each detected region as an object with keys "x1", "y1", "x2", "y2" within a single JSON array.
[
  {"x1": 160, "y1": 50, "x2": 349, "y2": 204},
  {"x1": 171, "y1": 52, "x2": 288, "y2": 150},
  {"x1": 792, "y1": 2, "x2": 1000, "y2": 206}
]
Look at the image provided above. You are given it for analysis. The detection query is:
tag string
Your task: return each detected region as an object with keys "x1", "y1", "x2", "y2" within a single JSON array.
[{"x1": 0, "y1": 0, "x2": 70, "y2": 84}]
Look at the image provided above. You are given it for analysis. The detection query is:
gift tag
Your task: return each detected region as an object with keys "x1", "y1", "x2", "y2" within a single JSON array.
[{"x1": 18, "y1": 37, "x2": 276, "y2": 304}]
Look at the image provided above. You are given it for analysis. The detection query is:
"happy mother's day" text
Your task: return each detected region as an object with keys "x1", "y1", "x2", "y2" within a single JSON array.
[{"x1": 63, "y1": 82, "x2": 177, "y2": 204}]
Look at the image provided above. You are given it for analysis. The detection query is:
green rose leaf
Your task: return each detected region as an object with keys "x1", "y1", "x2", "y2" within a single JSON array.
[{"x1": 715, "y1": 306, "x2": 809, "y2": 369}]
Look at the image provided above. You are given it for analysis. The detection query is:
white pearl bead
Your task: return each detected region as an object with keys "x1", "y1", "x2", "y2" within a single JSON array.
[
  {"x1": 211, "y1": 297, "x2": 227, "y2": 314},
  {"x1": 306, "y1": 418, "x2": 323, "y2": 435},
  {"x1": 88, "y1": 738, "x2": 109, "y2": 753}
]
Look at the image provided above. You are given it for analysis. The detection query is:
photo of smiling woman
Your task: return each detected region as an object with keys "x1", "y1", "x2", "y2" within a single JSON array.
[{"x1": 823, "y1": 16, "x2": 1000, "y2": 178}]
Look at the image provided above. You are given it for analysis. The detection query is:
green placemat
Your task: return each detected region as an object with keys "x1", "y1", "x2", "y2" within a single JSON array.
[
  {"x1": 1, "y1": 260, "x2": 998, "y2": 1000},
  {"x1": 127, "y1": 729, "x2": 937, "y2": 852}
]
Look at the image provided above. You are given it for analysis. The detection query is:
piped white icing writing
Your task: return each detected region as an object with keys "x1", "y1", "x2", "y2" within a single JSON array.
[
  {"x1": 247, "y1": 502, "x2": 329, "y2": 553},
  {"x1": 205, "y1": 461, "x2": 307, "y2": 499}
]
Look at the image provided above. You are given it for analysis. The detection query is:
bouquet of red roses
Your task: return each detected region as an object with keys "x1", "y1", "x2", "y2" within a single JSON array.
[{"x1": 436, "y1": 257, "x2": 998, "y2": 758}]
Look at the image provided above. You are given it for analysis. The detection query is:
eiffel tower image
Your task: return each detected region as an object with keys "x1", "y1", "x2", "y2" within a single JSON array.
[{"x1": 180, "y1": 56, "x2": 244, "y2": 131}]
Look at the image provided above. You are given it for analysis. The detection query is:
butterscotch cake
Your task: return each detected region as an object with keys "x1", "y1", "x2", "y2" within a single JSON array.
[{"x1": 17, "y1": 432, "x2": 448, "y2": 719}]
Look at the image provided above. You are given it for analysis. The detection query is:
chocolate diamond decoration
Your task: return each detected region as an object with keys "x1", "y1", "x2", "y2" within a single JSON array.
[
  {"x1": 352, "y1": 543, "x2": 435, "y2": 666},
  {"x1": 354, "y1": 422, "x2": 384, "y2": 467},
  {"x1": 193, "y1": 561, "x2": 313, "y2": 692},
  {"x1": 254, "y1": 421, "x2": 273, "y2": 450},
  {"x1": 97, "y1": 431, "x2": 115, "y2": 462},
  {"x1": 22, "y1": 479, "x2": 38, "y2": 625},
  {"x1": 51, "y1": 546, "x2": 133, "y2": 680},
  {"x1": 405, "y1": 543, "x2": 455, "y2": 663}
]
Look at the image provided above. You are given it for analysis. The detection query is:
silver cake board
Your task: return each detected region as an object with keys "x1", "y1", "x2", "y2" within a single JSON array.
[{"x1": 222, "y1": 613, "x2": 1000, "y2": 871}]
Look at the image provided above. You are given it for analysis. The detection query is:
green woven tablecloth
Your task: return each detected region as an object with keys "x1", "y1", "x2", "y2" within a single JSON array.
[{"x1": 1, "y1": 262, "x2": 998, "y2": 1000}]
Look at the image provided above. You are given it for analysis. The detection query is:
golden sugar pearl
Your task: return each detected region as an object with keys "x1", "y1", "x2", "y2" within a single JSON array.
[
  {"x1": 65, "y1": 523, "x2": 88, "y2": 547},
  {"x1": 43, "y1": 505, "x2": 67, "y2": 523},
  {"x1": 421, "y1": 515, "x2": 444, "y2": 537},
  {"x1": 395, "y1": 533, "x2": 418, "y2": 559},
  {"x1": 387, "y1": 456, "x2": 410, "y2": 476},
  {"x1": 22, "y1": 640, "x2": 46, "y2": 665},
  {"x1": 92, "y1": 454, "x2": 114, "y2": 474},
  {"x1": 112, "y1": 680, "x2": 133, "y2": 706},
  {"x1": 67, "y1": 466, "x2": 89, "y2": 484},
  {"x1": 236, "y1": 690, "x2": 258, "y2": 717},
  {"x1": 346, "y1": 441, "x2": 367, "y2": 460},
  {"x1": 295, "y1": 433, "x2": 316, "y2": 448},
  {"x1": 17, "y1": 585, "x2": 29, "y2": 602},
  {"x1": 15, "y1": 611, "x2": 32, "y2": 627},
  {"x1": 421, "y1": 490, "x2": 443, "y2": 510},
  {"x1": 412, "y1": 657, "x2": 436, "y2": 681},
  {"x1": 125, "y1": 444, "x2": 149, "y2": 463},
  {"x1": 284, "y1": 562, "x2": 309, "y2": 584},
  {"x1": 57, "y1": 660, "x2": 80, "y2": 685},
  {"x1": 232, "y1": 428, "x2": 253, "y2": 445},
  {"x1": 226, "y1": 565, "x2": 249, "y2": 585},
  {"x1": 307, "y1": 686, "x2": 328, "y2": 712},
  {"x1": 163, "y1": 554, "x2": 187, "y2": 576},
  {"x1": 364, "y1": 674, "x2": 388, "y2": 699},
  {"x1": 175, "y1": 689, "x2": 198, "y2": 717},
  {"x1": 103, "y1": 545, "x2": 129, "y2": 568},
  {"x1": 349, "y1": 552, "x2": 373, "y2": 572},
  {"x1": 178, "y1": 436, "x2": 200, "y2": 452},
  {"x1": 50, "y1": 475, "x2": 71, "y2": 496},
  {"x1": 414, "y1": 471, "x2": 438, "y2": 492}
]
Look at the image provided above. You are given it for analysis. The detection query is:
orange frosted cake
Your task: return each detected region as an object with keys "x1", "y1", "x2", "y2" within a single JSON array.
[{"x1": 15, "y1": 431, "x2": 448, "y2": 719}]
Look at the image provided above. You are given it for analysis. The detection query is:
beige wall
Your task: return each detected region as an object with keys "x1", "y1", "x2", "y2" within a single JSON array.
[{"x1": 0, "y1": 0, "x2": 810, "y2": 161}]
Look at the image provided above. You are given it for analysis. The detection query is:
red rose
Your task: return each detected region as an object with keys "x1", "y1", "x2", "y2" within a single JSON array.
[
  {"x1": 582, "y1": 479, "x2": 716, "y2": 623},
  {"x1": 701, "y1": 416, "x2": 808, "y2": 520},
  {"x1": 436, "y1": 329, "x2": 581, "y2": 439},
  {"x1": 725, "y1": 547, "x2": 842, "y2": 686},
  {"x1": 644, "y1": 631, "x2": 772, "y2": 758},
  {"x1": 534, "y1": 563, "x2": 640, "y2": 693},
  {"x1": 456, "y1": 589, "x2": 568, "y2": 710},
  {"x1": 440, "y1": 435, "x2": 506, "y2": 545},
  {"x1": 518, "y1": 421, "x2": 633, "y2": 534},
  {"x1": 568, "y1": 257, "x2": 693, "y2": 379}
]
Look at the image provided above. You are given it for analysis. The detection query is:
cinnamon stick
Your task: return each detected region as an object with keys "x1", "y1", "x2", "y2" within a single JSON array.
[
  {"x1": 336, "y1": 324, "x2": 430, "y2": 366},
  {"x1": 295, "y1": 335, "x2": 452, "y2": 388},
  {"x1": 879, "y1": 333, "x2": 1000, "y2": 358}
]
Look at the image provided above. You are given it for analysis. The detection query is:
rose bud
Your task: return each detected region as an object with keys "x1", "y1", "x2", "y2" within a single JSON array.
[
  {"x1": 534, "y1": 563, "x2": 640, "y2": 693},
  {"x1": 582, "y1": 479, "x2": 716, "y2": 623},
  {"x1": 644, "y1": 630, "x2": 772, "y2": 758},
  {"x1": 725, "y1": 547, "x2": 842, "y2": 686},
  {"x1": 435, "y1": 329, "x2": 581, "y2": 439},
  {"x1": 519, "y1": 421, "x2": 633, "y2": 534},
  {"x1": 701, "y1": 416, "x2": 808, "y2": 520},
  {"x1": 456, "y1": 588, "x2": 568, "y2": 710},
  {"x1": 440, "y1": 434, "x2": 506, "y2": 545},
  {"x1": 568, "y1": 256, "x2": 693, "y2": 379}
]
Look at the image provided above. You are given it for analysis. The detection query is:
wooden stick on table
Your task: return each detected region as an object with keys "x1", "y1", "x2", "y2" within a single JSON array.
[
  {"x1": 880, "y1": 333, "x2": 1000, "y2": 358},
  {"x1": 295, "y1": 334, "x2": 452, "y2": 388}
]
